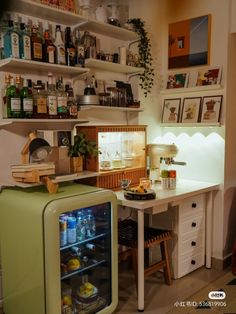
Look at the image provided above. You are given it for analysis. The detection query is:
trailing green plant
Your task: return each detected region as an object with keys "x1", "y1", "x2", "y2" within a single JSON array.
[
  {"x1": 68, "y1": 132, "x2": 100, "y2": 158},
  {"x1": 128, "y1": 18, "x2": 154, "y2": 97}
]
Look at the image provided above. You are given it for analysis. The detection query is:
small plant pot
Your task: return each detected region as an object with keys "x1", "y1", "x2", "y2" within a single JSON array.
[{"x1": 70, "y1": 156, "x2": 83, "y2": 173}]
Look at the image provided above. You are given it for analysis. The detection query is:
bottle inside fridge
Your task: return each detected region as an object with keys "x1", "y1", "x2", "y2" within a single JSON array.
[{"x1": 59, "y1": 203, "x2": 112, "y2": 314}]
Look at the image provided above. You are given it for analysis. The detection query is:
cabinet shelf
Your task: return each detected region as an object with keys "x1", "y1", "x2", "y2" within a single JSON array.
[
  {"x1": 13, "y1": 0, "x2": 138, "y2": 41},
  {"x1": 84, "y1": 58, "x2": 144, "y2": 74},
  {"x1": 0, "y1": 118, "x2": 89, "y2": 125},
  {"x1": 160, "y1": 84, "x2": 223, "y2": 95},
  {"x1": 60, "y1": 233, "x2": 107, "y2": 251},
  {"x1": 0, "y1": 58, "x2": 89, "y2": 77},
  {"x1": 79, "y1": 105, "x2": 143, "y2": 112}
]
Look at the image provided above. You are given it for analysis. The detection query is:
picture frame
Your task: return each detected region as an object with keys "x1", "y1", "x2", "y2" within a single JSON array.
[
  {"x1": 162, "y1": 98, "x2": 181, "y2": 123},
  {"x1": 168, "y1": 15, "x2": 211, "y2": 69},
  {"x1": 181, "y1": 97, "x2": 201, "y2": 123},
  {"x1": 166, "y1": 72, "x2": 189, "y2": 89},
  {"x1": 195, "y1": 67, "x2": 222, "y2": 86},
  {"x1": 200, "y1": 95, "x2": 223, "y2": 123}
]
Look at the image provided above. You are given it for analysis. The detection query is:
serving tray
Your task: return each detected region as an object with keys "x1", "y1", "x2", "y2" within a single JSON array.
[{"x1": 124, "y1": 189, "x2": 156, "y2": 200}]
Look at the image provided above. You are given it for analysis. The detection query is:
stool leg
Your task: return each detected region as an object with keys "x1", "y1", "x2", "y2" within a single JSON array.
[
  {"x1": 132, "y1": 249, "x2": 138, "y2": 293},
  {"x1": 160, "y1": 240, "x2": 172, "y2": 285}
]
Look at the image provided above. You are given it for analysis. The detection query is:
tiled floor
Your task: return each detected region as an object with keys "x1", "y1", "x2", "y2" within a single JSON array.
[{"x1": 114, "y1": 263, "x2": 229, "y2": 314}]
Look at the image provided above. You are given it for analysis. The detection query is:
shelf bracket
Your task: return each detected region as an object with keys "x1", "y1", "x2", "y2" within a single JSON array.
[
  {"x1": 71, "y1": 21, "x2": 88, "y2": 32},
  {"x1": 128, "y1": 39, "x2": 140, "y2": 49}
]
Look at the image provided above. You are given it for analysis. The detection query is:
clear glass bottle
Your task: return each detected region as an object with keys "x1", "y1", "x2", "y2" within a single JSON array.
[
  {"x1": 6, "y1": 76, "x2": 22, "y2": 118},
  {"x1": 76, "y1": 210, "x2": 86, "y2": 242},
  {"x1": 86, "y1": 208, "x2": 96, "y2": 238},
  {"x1": 19, "y1": 22, "x2": 31, "y2": 60},
  {"x1": 43, "y1": 23, "x2": 56, "y2": 64},
  {"x1": 65, "y1": 26, "x2": 76, "y2": 66},
  {"x1": 21, "y1": 78, "x2": 33, "y2": 118},
  {"x1": 33, "y1": 80, "x2": 48, "y2": 118},
  {"x1": 31, "y1": 21, "x2": 43, "y2": 61},
  {"x1": 4, "y1": 19, "x2": 20, "y2": 58},
  {"x1": 54, "y1": 25, "x2": 66, "y2": 65},
  {"x1": 2, "y1": 73, "x2": 11, "y2": 118},
  {"x1": 74, "y1": 29, "x2": 85, "y2": 67},
  {"x1": 56, "y1": 77, "x2": 69, "y2": 118},
  {"x1": 47, "y1": 72, "x2": 58, "y2": 118},
  {"x1": 65, "y1": 84, "x2": 78, "y2": 119}
]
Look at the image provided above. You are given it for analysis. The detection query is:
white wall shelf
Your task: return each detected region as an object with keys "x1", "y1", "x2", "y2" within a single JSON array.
[
  {"x1": 84, "y1": 58, "x2": 143, "y2": 74},
  {"x1": 160, "y1": 122, "x2": 221, "y2": 127},
  {"x1": 0, "y1": 58, "x2": 89, "y2": 77},
  {"x1": 160, "y1": 84, "x2": 223, "y2": 95},
  {"x1": 13, "y1": 0, "x2": 138, "y2": 41},
  {"x1": 79, "y1": 105, "x2": 143, "y2": 112},
  {"x1": 0, "y1": 118, "x2": 89, "y2": 125}
]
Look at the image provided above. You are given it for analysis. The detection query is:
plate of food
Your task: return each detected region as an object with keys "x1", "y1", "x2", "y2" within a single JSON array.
[{"x1": 124, "y1": 184, "x2": 156, "y2": 200}]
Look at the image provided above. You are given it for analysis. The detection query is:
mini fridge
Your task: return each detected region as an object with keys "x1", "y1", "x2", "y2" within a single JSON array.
[{"x1": 0, "y1": 183, "x2": 118, "y2": 314}]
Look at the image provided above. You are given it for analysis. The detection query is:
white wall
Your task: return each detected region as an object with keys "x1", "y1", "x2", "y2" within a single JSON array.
[{"x1": 129, "y1": 0, "x2": 233, "y2": 261}]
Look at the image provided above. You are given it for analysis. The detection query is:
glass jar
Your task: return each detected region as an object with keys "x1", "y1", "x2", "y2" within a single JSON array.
[{"x1": 107, "y1": 87, "x2": 118, "y2": 107}]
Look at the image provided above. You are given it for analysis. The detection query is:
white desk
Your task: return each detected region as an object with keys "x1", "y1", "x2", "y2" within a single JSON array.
[{"x1": 116, "y1": 179, "x2": 220, "y2": 312}]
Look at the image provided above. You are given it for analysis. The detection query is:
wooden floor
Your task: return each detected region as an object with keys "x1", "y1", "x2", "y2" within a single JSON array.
[{"x1": 115, "y1": 263, "x2": 228, "y2": 314}]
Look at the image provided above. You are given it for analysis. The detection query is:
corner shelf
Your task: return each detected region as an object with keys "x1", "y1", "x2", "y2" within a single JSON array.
[
  {"x1": 13, "y1": 0, "x2": 138, "y2": 41},
  {"x1": 79, "y1": 105, "x2": 143, "y2": 112},
  {"x1": 160, "y1": 84, "x2": 223, "y2": 95},
  {"x1": 0, "y1": 58, "x2": 89, "y2": 77},
  {"x1": 160, "y1": 122, "x2": 221, "y2": 127},
  {"x1": 84, "y1": 58, "x2": 144, "y2": 74}
]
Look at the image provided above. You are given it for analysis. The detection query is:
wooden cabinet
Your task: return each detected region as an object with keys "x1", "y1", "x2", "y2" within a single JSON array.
[
  {"x1": 152, "y1": 193, "x2": 205, "y2": 279},
  {"x1": 74, "y1": 125, "x2": 147, "y2": 189}
]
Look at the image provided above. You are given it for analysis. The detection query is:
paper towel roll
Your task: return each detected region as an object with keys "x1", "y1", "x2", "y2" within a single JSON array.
[{"x1": 119, "y1": 46, "x2": 127, "y2": 65}]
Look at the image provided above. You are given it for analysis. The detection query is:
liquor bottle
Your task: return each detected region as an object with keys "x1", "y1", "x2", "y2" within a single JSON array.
[
  {"x1": 56, "y1": 77, "x2": 69, "y2": 118},
  {"x1": 33, "y1": 80, "x2": 48, "y2": 118},
  {"x1": 4, "y1": 19, "x2": 20, "y2": 58},
  {"x1": 43, "y1": 23, "x2": 56, "y2": 64},
  {"x1": 21, "y1": 78, "x2": 33, "y2": 118},
  {"x1": 2, "y1": 73, "x2": 12, "y2": 118},
  {"x1": 47, "y1": 72, "x2": 58, "y2": 118},
  {"x1": 54, "y1": 25, "x2": 66, "y2": 65},
  {"x1": 74, "y1": 29, "x2": 85, "y2": 67},
  {"x1": 65, "y1": 27, "x2": 76, "y2": 66},
  {"x1": 19, "y1": 21, "x2": 31, "y2": 60},
  {"x1": 31, "y1": 21, "x2": 43, "y2": 61},
  {"x1": 65, "y1": 84, "x2": 78, "y2": 118},
  {"x1": 6, "y1": 76, "x2": 22, "y2": 118}
]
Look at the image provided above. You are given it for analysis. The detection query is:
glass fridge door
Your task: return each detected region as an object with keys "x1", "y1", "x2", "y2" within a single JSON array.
[{"x1": 59, "y1": 203, "x2": 112, "y2": 314}]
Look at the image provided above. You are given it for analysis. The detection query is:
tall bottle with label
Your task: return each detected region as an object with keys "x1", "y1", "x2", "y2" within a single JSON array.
[
  {"x1": 2, "y1": 73, "x2": 11, "y2": 118},
  {"x1": 19, "y1": 22, "x2": 31, "y2": 60},
  {"x1": 54, "y1": 25, "x2": 66, "y2": 65},
  {"x1": 56, "y1": 77, "x2": 69, "y2": 118},
  {"x1": 47, "y1": 72, "x2": 58, "y2": 118},
  {"x1": 4, "y1": 19, "x2": 20, "y2": 58},
  {"x1": 31, "y1": 21, "x2": 43, "y2": 61},
  {"x1": 65, "y1": 84, "x2": 78, "y2": 118},
  {"x1": 33, "y1": 80, "x2": 48, "y2": 118},
  {"x1": 43, "y1": 23, "x2": 56, "y2": 64},
  {"x1": 21, "y1": 78, "x2": 33, "y2": 118},
  {"x1": 65, "y1": 27, "x2": 76, "y2": 66},
  {"x1": 74, "y1": 30, "x2": 85, "y2": 67},
  {"x1": 6, "y1": 76, "x2": 22, "y2": 118}
]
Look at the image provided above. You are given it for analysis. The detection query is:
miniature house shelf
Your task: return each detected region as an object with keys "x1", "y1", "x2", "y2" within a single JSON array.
[
  {"x1": 160, "y1": 122, "x2": 221, "y2": 127},
  {"x1": 160, "y1": 84, "x2": 223, "y2": 94}
]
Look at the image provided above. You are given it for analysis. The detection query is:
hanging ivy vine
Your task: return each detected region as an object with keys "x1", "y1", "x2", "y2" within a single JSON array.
[{"x1": 128, "y1": 18, "x2": 154, "y2": 97}]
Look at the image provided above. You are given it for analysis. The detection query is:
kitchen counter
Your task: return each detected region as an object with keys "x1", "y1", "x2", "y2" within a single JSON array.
[{"x1": 116, "y1": 179, "x2": 220, "y2": 312}]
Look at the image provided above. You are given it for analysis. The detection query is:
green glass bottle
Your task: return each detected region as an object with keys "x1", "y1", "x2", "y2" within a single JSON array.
[
  {"x1": 6, "y1": 76, "x2": 22, "y2": 118},
  {"x1": 21, "y1": 78, "x2": 33, "y2": 118}
]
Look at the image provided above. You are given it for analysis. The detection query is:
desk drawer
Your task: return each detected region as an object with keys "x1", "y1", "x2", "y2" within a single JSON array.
[
  {"x1": 179, "y1": 232, "x2": 204, "y2": 256},
  {"x1": 179, "y1": 214, "x2": 205, "y2": 235},
  {"x1": 178, "y1": 252, "x2": 204, "y2": 278},
  {"x1": 179, "y1": 194, "x2": 205, "y2": 219}
]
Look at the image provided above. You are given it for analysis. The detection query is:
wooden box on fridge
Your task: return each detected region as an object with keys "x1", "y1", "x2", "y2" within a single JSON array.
[{"x1": 74, "y1": 125, "x2": 147, "y2": 190}]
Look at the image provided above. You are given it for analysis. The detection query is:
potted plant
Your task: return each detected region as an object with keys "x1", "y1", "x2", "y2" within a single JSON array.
[
  {"x1": 68, "y1": 132, "x2": 100, "y2": 173},
  {"x1": 127, "y1": 18, "x2": 154, "y2": 97}
]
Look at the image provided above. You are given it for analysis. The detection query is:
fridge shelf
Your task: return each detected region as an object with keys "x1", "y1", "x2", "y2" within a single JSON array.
[
  {"x1": 61, "y1": 259, "x2": 106, "y2": 280},
  {"x1": 60, "y1": 232, "x2": 107, "y2": 251}
]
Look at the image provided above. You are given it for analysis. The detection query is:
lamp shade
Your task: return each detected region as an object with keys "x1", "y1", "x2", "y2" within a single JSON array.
[{"x1": 29, "y1": 138, "x2": 52, "y2": 161}]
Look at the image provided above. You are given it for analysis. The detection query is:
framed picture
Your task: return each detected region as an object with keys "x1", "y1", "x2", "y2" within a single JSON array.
[
  {"x1": 181, "y1": 97, "x2": 201, "y2": 123},
  {"x1": 168, "y1": 15, "x2": 211, "y2": 69},
  {"x1": 200, "y1": 95, "x2": 223, "y2": 123},
  {"x1": 162, "y1": 98, "x2": 181, "y2": 123},
  {"x1": 195, "y1": 67, "x2": 222, "y2": 86},
  {"x1": 166, "y1": 72, "x2": 188, "y2": 89}
]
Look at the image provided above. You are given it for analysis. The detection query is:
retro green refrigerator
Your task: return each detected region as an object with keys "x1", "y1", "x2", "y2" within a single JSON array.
[{"x1": 0, "y1": 183, "x2": 118, "y2": 314}]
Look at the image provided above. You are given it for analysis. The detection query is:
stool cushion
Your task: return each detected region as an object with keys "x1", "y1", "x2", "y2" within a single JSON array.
[{"x1": 118, "y1": 219, "x2": 171, "y2": 248}]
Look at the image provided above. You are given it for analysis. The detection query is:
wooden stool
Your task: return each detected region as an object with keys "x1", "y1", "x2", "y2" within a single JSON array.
[{"x1": 118, "y1": 219, "x2": 172, "y2": 289}]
